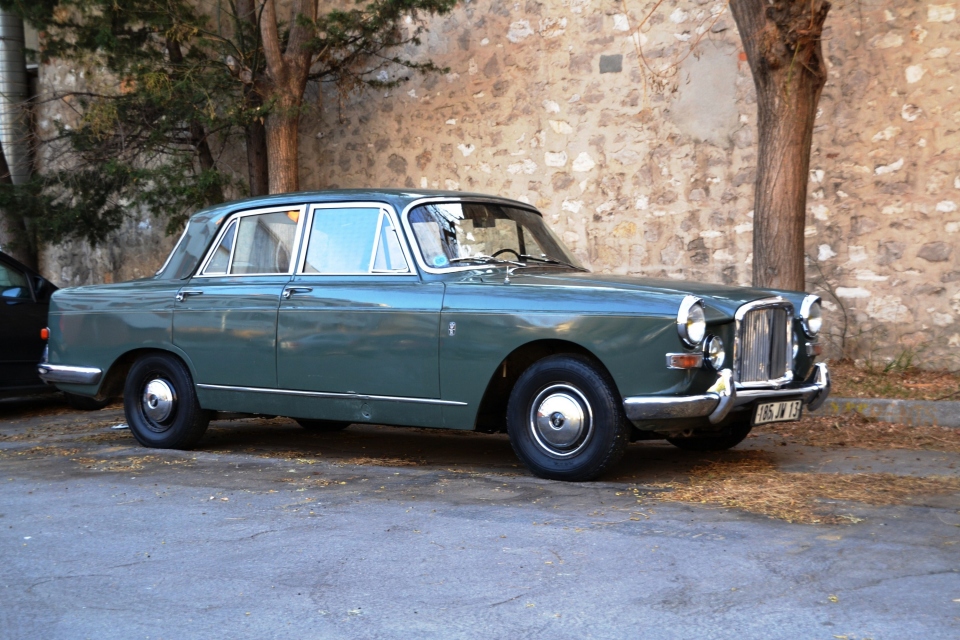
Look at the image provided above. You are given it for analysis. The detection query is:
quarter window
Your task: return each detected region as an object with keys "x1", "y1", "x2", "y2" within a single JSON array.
[{"x1": 301, "y1": 207, "x2": 409, "y2": 274}]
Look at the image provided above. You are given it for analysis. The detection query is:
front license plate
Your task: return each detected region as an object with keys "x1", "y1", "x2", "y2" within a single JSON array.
[{"x1": 753, "y1": 400, "x2": 803, "y2": 425}]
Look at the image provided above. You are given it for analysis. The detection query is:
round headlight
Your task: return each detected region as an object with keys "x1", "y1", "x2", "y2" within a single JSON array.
[
  {"x1": 677, "y1": 296, "x2": 706, "y2": 347},
  {"x1": 704, "y1": 335, "x2": 725, "y2": 370},
  {"x1": 801, "y1": 295, "x2": 822, "y2": 338}
]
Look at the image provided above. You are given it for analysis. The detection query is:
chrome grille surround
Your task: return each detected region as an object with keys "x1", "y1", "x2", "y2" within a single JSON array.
[{"x1": 733, "y1": 297, "x2": 795, "y2": 389}]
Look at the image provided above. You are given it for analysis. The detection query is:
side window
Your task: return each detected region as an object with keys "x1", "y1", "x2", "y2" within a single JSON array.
[
  {"x1": 232, "y1": 211, "x2": 300, "y2": 274},
  {"x1": 302, "y1": 207, "x2": 408, "y2": 274},
  {"x1": 0, "y1": 262, "x2": 31, "y2": 300},
  {"x1": 202, "y1": 209, "x2": 300, "y2": 276}
]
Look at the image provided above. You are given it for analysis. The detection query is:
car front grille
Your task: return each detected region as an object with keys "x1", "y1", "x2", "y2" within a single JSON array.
[{"x1": 736, "y1": 305, "x2": 791, "y2": 385}]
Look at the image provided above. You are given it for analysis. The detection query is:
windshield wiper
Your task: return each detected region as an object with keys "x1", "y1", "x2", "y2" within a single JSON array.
[
  {"x1": 448, "y1": 255, "x2": 523, "y2": 267},
  {"x1": 517, "y1": 254, "x2": 585, "y2": 271}
]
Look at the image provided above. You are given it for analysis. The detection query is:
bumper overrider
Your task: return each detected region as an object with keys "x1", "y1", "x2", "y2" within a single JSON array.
[{"x1": 623, "y1": 362, "x2": 830, "y2": 426}]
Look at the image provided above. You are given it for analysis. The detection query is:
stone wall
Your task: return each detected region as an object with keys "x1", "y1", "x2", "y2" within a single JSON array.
[{"x1": 36, "y1": 0, "x2": 960, "y2": 369}]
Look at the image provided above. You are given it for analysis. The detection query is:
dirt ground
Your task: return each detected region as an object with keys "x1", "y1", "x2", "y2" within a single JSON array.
[{"x1": 2, "y1": 394, "x2": 959, "y2": 638}]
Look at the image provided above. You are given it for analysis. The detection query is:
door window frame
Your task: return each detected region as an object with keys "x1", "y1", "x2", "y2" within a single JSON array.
[
  {"x1": 194, "y1": 204, "x2": 308, "y2": 278},
  {"x1": 294, "y1": 202, "x2": 415, "y2": 277}
]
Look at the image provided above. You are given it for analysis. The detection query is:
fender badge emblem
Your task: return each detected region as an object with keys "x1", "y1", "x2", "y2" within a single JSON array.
[{"x1": 448, "y1": 322, "x2": 457, "y2": 337}]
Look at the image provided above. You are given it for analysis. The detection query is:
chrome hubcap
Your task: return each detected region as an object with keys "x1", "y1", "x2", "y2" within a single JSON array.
[
  {"x1": 530, "y1": 384, "x2": 593, "y2": 457},
  {"x1": 142, "y1": 379, "x2": 175, "y2": 423}
]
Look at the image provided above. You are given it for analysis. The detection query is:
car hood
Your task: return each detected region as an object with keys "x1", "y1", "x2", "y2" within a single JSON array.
[{"x1": 480, "y1": 270, "x2": 802, "y2": 319}]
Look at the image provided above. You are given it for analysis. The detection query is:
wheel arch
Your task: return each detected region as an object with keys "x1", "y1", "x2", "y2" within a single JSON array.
[
  {"x1": 96, "y1": 345, "x2": 197, "y2": 400},
  {"x1": 472, "y1": 339, "x2": 619, "y2": 433}
]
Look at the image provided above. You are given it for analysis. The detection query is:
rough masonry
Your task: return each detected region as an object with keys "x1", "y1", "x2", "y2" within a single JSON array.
[{"x1": 30, "y1": 0, "x2": 960, "y2": 369}]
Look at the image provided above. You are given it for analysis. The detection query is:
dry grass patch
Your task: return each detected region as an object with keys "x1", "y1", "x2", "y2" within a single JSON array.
[
  {"x1": 830, "y1": 359, "x2": 960, "y2": 401},
  {"x1": 72, "y1": 454, "x2": 191, "y2": 472},
  {"x1": 648, "y1": 452, "x2": 960, "y2": 524},
  {"x1": 755, "y1": 413, "x2": 960, "y2": 453},
  {"x1": 335, "y1": 456, "x2": 421, "y2": 467}
]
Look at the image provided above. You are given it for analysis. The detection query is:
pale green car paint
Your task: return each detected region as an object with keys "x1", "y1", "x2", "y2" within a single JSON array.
[{"x1": 44, "y1": 189, "x2": 819, "y2": 431}]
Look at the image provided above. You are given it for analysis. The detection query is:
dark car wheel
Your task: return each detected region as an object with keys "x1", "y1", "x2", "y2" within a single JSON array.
[
  {"x1": 296, "y1": 419, "x2": 351, "y2": 433},
  {"x1": 507, "y1": 355, "x2": 630, "y2": 481},
  {"x1": 123, "y1": 353, "x2": 210, "y2": 449},
  {"x1": 63, "y1": 392, "x2": 112, "y2": 411},
  {"x1": 666, "y1": 417, "x2": 753, "y2": 452}
]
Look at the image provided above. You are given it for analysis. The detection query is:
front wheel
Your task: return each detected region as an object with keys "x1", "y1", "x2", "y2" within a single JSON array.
[
  {"x1": 123, "y1": 353, "x2": 210, "y2": 449},
  {"x1": 507, "y1": 355, "x2": 630, "y2": 481}
]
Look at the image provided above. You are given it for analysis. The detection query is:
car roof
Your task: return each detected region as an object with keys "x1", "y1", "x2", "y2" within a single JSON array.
[{"x1": 159, "y1": 189, "x2": 537, "y2": 280}]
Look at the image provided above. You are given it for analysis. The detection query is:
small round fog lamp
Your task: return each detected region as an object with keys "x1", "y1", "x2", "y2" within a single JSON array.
[{"x1": 704, "y1": 335, "x2": 725, "y2": 370}]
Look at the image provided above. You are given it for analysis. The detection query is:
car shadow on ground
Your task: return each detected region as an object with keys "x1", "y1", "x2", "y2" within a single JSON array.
[{"x1": 0, "y1": 395, "x2": 772, "y2": 484}]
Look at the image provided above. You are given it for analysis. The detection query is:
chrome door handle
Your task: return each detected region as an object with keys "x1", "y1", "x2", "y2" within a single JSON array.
[
  {"x1": 282, "y1": 287, "x2": 313, "y2": 299},
  {"x1": 175, "y1": 289, "x2": 204, "y2": 302}
]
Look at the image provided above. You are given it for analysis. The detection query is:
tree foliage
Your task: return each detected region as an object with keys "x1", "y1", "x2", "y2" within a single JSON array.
[{"x1": 0, "y1": 0, "x2": 456, "y2": 246}]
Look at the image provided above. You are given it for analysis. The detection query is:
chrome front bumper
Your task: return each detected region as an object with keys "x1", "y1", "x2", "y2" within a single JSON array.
[
  {"x1": 623, "y1": 363, "x2": 830, "y2": 426},
  {"x1": 38, "y1": 364, "x2": 103, "y2": 385}
]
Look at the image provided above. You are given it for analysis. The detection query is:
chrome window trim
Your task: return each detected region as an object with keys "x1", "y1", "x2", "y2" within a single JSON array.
[
  {"x1": 196, "y1": 383, "x2": 467, "y2": 407},
  {"x1": 800, "y1": 294, "x2": 821, "y2": 338},
  {"x1": 400, "y1": 196, "x2": 547, "y2": 275},
  {"x1": 155, "y1": 222, "x2": 190, "y2": 276},
  {"x1": 294, "y1": 201, "x2": 414, "y2": 277},
  {"x1": 193, "y1": 204, "x2": 308, "y2": 278},
  {"x1": 733, "y1": 296, "x2": 796, "y2": 390}
]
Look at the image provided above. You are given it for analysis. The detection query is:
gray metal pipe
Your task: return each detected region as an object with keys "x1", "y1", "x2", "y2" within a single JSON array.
[{"x1": 0, "y1": 10, "x2": 30, "y2": 184}]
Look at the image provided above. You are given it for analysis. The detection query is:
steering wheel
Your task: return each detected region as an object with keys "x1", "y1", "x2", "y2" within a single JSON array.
[{"x1": 492, "y1": 248, "x2": 521, "y2": 259}]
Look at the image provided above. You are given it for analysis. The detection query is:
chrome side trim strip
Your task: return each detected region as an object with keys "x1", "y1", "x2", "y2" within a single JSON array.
[
  {"x1": 37, "y1": 364, "x2": 103, "y2": 385},
  {"x1": 196, "y1": 383, "x2": 468, "y2": 407}
]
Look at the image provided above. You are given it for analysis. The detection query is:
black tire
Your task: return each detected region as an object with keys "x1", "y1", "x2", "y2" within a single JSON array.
[
  {"x1": 296, "y1": 419, "x2": 351, "y2": 433},
  {"x1": 123, "y1": 353, "x2": 210, "y2": 449},
  {"x1": 506, "y1": 355, "x2": 630, "y2": 481},
  {"x1": 666, "y1": 417, "x2": 753, "y2": 452},
  {"x1": 64, "y1": 392, "x2": 112, "y2": 411}
]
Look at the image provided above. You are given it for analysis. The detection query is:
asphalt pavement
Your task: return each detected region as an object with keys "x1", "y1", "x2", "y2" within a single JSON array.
[{"x1": 1, "y1": 395, "x2": 958, "y2": 639}]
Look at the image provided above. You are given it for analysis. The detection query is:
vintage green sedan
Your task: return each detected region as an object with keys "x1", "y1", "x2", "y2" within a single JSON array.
[{"x1": 39, "y1": 190, "x2": 829, "y2": 480}]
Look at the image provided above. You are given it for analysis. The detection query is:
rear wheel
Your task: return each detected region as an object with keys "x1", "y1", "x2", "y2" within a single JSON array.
[
  {"x1": 666, "y1": 417, "x2": 753, "y2": 451},
  {"x1": 123, "y1": 353, "x2": 210, "y2": 449},
  {"x1": 296, "y1": 419, "x2": 351, "y2": 433},
  {"x1": 507, "y1": 355, "x2": 630, "y2": 481}
]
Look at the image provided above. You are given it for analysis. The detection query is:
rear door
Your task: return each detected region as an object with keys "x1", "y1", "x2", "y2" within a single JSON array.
[{"x1": 173, "y1": 205, "x2": 305, "y2": 389}]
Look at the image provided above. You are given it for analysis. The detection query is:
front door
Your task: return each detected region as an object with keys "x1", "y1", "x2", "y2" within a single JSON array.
[
  {"x1": 173, "y1": 205, "x2": 305, "y2": 392},
  {"x1": 0, "y1": 259, "x2": 46, "y2": 390},
  {"x1": 276, "y1": 203, "x2": 444, "y2": 427}
]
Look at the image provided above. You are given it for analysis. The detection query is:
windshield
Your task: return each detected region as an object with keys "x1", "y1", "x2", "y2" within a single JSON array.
[{"x1": 407, "y1": 202, "x2": 585, "y2": 271}]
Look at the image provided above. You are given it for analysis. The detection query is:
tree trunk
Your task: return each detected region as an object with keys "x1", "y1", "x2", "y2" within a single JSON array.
[
  {"x1": 259, "y1": 0, "x2": 315, "y2": 194},
  {"x1": 236, "y1": 0, "x2": 269, "y2": 196},
  {"x1": 0, "y1": 138, "x2": 36, "y2": 269},
  {"x1": 245, "y1": 110, "x2": 270, "y2": 196},
  {"x1": 729, "y1": 0, "x2": 830, "y2": 290},
  {"x1": 265, "y1": 98, "x2": 301, "y2": 193}
]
